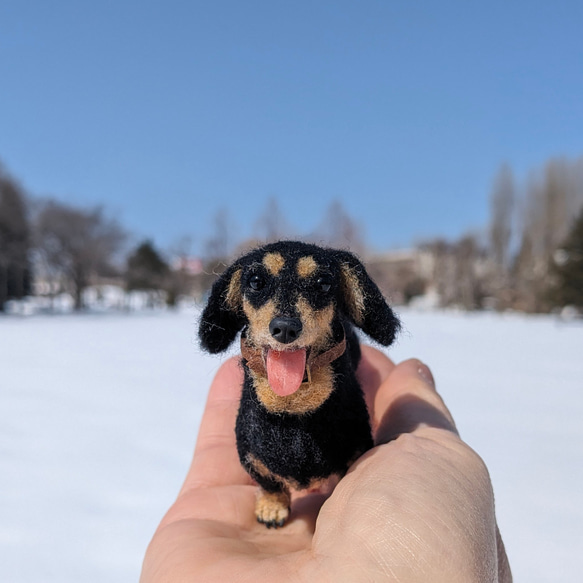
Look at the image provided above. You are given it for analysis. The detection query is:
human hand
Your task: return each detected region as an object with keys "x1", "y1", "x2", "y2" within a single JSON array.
[{"x1": 140, "y1": 347, "x2": 512, "y2": 582}]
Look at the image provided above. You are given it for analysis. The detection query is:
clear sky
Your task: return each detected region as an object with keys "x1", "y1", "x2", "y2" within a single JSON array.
[{"x1": 1, "y1": 1, "x2": 582, "y2": 254}]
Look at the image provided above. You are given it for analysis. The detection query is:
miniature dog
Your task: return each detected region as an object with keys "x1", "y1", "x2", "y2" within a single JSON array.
[{"x1": 199, "y1": 241, "x2": 400, "y2": 528}]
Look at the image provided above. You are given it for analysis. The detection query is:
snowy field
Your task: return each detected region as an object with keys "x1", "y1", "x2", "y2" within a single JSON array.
[{"x1": 1, "y1": 307, "x2": 582, "y2": 582}]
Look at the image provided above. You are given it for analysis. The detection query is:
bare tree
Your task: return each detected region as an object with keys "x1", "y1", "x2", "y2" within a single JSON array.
[
  {"x1": 255, "y1": 197, "x2": 292, "y2": 243},
  {"x1": 203, "y1": 208, "x2": 235, "y2": 263},
  {"x1": 513, "y1": 158, "x2": 583, "y2": 311},
  {"x1": 452, "y1": 234, "x2": 485, "y2": 310},
  {"x1": 417, "y1": 234, "x2": 486, "y2": 310},
  {"x1": 0, "y1": 165, "x2": 31, "y2": 311},
  {"x1": 489, "y1": 164, "x2": 515, "y2": 280},
  {"x1": 311, "y1": 199, "x2": 366, "y2": 255},
  {"x1": 35, "y1": 200, "x2": 126, "y2": 310},
  {"x1": 198, "y1": 208, "x2": 239, "y2": 297},
  {"x1": 419, "y1": 238, "x2": 454, "y2": 307},
  {"x1": 165, "y1": 236, "x2": 198, "y2": 306}
]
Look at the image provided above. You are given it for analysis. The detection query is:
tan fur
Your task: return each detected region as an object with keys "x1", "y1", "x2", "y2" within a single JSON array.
[
  {"x1": 244, "y1": 293, "x2": 334, "y2": 352},
  {"x1": 295, "y1": 297, "x2": 334, "y2": 352},
  {"x1": 263, "y1": 252, "x2": 285, "y2": 276},
  {"x1": 243, "y1": 273, "x2": 337, "y2": 414},
  {"x1": 281, "y1": 474, "x2": 338, "y2": 492},
  {"x1": 242, "y1": 298, "x2": 277, "y2": 346},
  {"x1": 248, "y1": 454, "x2": 338, "y2": 493},
  {"x1": 340, "y1": 263, "x2": 365, "y2": 325},
  {"x1": 247, "y1": 453, "x2": 300, "y2": 491},
  {"x1": 297, "y1": 255, "x2": 317, "y2": 278},
  {"x1": 255, "y1": 489, "x2": 290, "y2": 525},
  {"x1": 251, "y1": 363, "x2": 335, "y2": 414},
  {"x1": 246, "y1": 453, "x2": 272, "y2": 479},
  {"x1": 225, "y1": 268, "x2": 242, "y2": 309}
]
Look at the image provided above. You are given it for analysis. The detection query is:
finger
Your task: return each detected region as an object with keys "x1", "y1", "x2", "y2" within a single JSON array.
[
  {"x1": 180, "y1": 357, "x2": 253, "y2": 493},
  {"x1": 357, "y1": 346, "x2": 395, "y2": 417},
  {"x1": 373, "y1": 358, "x2": 458, "y2": 444}
]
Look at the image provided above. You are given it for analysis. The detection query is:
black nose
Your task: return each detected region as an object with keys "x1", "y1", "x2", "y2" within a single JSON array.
[{"x1": 269, "y1": 317, "x2": 303, "y2": 344}]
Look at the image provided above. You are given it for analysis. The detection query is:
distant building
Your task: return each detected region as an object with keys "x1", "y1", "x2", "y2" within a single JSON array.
[
  {"x1": 366, "y1": 248, "x2": 434, "y2": 305},
  {"x1": 171, "y1": 256, "x2": 203, "y2": 275}
]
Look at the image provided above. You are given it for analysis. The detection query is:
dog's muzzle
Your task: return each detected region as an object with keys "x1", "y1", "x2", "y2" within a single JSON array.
[{"x1": 240, "y1": 331, "x2": 347, "y2": 396}]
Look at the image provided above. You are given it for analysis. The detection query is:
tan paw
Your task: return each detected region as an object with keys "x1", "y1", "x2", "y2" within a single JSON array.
[{"x1": 255, "y1": 489, "x2": 290, "y2": 528}]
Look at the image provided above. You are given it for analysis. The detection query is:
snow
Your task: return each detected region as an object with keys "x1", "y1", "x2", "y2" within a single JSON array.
[{"x1": 1, "y1": 308, "x2": 582, "y2": 582}]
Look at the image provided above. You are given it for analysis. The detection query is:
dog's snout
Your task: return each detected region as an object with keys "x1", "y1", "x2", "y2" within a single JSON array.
[{"x1": 269, "y1": 317, "x2": 302, "y2": 344}]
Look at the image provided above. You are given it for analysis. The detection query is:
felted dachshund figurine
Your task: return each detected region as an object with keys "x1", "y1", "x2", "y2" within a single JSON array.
[{"x1": 199, "y1": 241, "x2": 400, "y2": 528}]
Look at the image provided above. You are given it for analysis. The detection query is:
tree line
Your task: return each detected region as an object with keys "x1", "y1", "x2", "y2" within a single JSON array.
[
  {"x1": 420, "y1": 156, "x2": 583, "y2": 312},
  {"x1": 1, "y1": 155, "x2": 582, "y2": 313},
  {"x1": 0, "y1": 161, "x2": 365, "y2": 312}
]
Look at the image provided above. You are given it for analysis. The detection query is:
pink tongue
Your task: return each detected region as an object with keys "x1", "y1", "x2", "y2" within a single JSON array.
[{"x1": 266, "y1": 349, "x2": 307, "y2": 396}]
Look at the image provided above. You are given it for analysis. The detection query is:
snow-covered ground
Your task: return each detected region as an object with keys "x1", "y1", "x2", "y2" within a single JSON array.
[{"x1": 1, "y1": 308, "x2": 581, "y2": 582}]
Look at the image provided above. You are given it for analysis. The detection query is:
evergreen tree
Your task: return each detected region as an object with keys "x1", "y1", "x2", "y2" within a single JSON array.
[
  {"x1": 549, "y1": 208, "x2": 583, "y2": 309},
  {"x1": 0, "y1": 167, "x2": 31, "y2": 311},
  {"x1": 126, "y1": 240, "x2": 169, "y2": 291}
]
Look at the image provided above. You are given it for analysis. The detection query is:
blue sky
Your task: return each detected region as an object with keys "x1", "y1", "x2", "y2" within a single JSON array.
[{"x1": 1, "y1": 1, "x2": 582, "y2": 254}]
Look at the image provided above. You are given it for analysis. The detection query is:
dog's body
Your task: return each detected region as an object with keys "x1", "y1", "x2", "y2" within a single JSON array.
[{"x1": 199, "y1": 241, "x2": 399, "y2": 527}]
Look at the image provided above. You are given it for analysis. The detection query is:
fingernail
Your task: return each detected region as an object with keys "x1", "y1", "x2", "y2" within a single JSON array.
[{"x1": 417, "y1": 362, "x2": 435, "y2": 387}]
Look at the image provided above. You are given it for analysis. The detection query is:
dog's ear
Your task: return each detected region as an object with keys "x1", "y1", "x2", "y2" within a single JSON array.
[
  {"x1": 336, "y1": 251, "x2": 400, "y2": 346},
  {"x1": 199, "y1": 264, "x2": 246, "y2": 353}
]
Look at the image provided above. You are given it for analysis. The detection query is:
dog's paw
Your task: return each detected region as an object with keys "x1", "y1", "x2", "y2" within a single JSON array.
[{"x1": 255, "y1": 490, "x2": 290, "y2": 529}]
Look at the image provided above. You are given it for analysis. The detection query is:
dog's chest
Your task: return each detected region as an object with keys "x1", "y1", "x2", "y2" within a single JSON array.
[{"x1": 235, "y1": 365, "x2": 373, "y2": 486}]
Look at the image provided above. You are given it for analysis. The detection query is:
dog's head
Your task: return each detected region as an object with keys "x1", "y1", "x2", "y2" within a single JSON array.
[{"x1": 199, "y1": 241, "x2": 399, "y2": 363}]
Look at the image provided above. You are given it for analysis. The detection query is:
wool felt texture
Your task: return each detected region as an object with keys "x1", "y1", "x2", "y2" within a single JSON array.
[
  {"x1": 198, "y1": 240, "x2": 400, "y2": 527},
  {"x1": 240, "y1": 333, "x2": 347, "y2": 382}
]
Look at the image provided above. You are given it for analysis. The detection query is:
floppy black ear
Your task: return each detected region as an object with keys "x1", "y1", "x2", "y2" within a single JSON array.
[
  {"x1": 336, "y1": 250, "x2": 400, "y2": 346},
  {"x1": 199, "y1": 263, "x2": 246, "y2": 353}
]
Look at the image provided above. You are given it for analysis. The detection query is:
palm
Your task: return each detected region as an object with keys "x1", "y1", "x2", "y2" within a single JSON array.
[{"x1": 141, "y1": 349, "x2": 512, "y2": 583}]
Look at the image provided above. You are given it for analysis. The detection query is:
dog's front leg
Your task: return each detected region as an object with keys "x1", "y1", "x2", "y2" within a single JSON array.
[{"x1": 255, "y1": 486, "x2": 291, "y2": 528}]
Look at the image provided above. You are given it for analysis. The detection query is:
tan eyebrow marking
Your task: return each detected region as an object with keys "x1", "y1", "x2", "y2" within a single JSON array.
[
  {"x1": 225, "y1": 268, "x2": 242, "y2": 309},
  {"x1": 263, "y1": 252, "x2": 285, "y2": 276},
  {"x1": 297, "y1": 256, "x2": 317, "y2": 278}
]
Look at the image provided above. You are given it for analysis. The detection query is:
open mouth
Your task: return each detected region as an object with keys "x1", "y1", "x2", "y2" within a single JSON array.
[{"x1": 263, "y1": 347, "x2": 311, "y2": 396}]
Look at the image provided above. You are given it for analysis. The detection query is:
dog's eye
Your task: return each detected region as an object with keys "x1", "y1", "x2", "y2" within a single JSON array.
[
  {"x1": 249, "y1": 274, "x2": 265, "y2": 291},
  {"x1": 317, "y1": 276, "x2": 332, "y2": 293}
]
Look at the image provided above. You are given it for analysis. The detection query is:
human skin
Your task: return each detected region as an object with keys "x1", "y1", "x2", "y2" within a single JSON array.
[{"x1": 140, "y1": 347, "x2": 512, "y2": 582}]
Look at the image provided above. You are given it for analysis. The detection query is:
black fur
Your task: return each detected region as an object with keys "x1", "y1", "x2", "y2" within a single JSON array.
[
  {"x1": 334, "y1": 249, "x2": 401, "y2": 346},
  {"x1": 198, "y1": 263, "x2": 246, "y2": 353},
  {"x1": 236, "y1": 320, "x2": 372, "y2": 488},
  {"x1": 198, "y1": 241, "x2": 400, "y2": 525}
]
